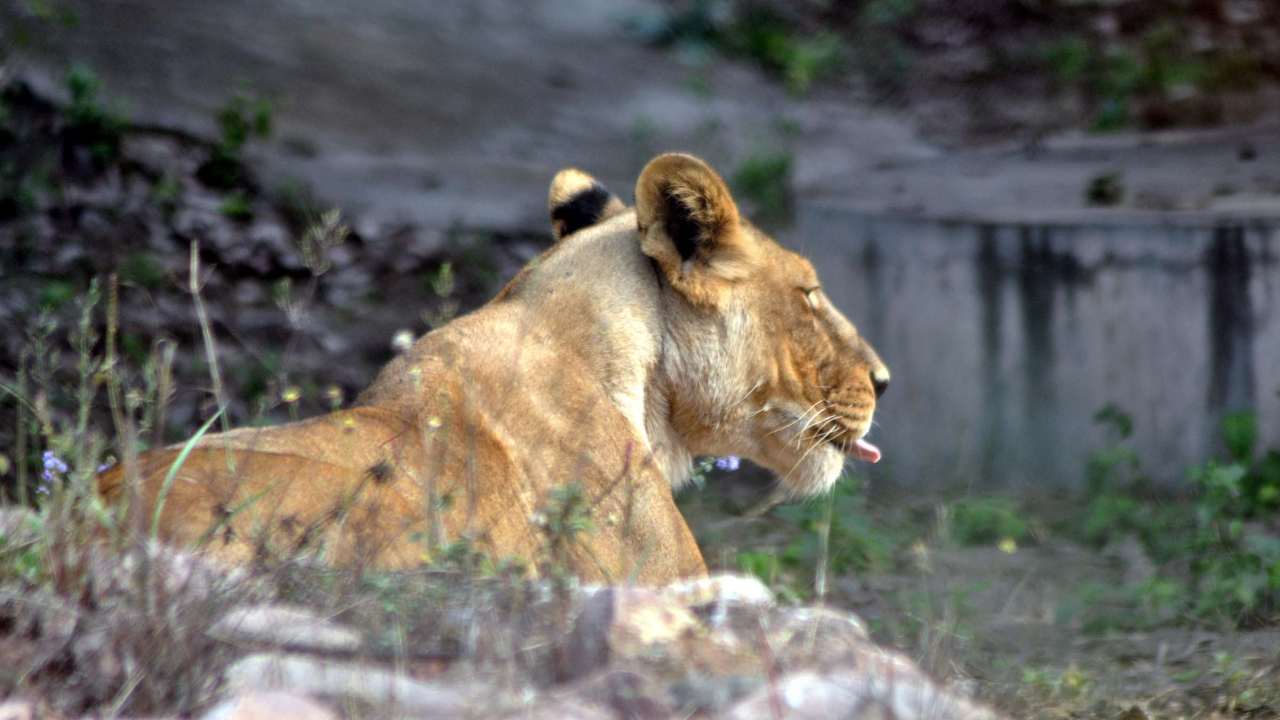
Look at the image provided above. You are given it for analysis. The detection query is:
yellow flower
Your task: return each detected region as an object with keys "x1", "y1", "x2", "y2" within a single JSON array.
[
  {"x1": 998, "y1": 537, "x2": 1018, "y2": 554},
  {"x1": 283, "y1": 386, "x2": 302, "y2": 403}
]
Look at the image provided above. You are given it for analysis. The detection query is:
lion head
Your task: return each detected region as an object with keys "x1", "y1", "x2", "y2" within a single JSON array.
[{"x1": 553, "y1": 152, "x2": 890, "y2": 498}]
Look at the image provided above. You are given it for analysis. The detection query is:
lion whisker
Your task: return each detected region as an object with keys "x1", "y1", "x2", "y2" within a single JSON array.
[{"x1": 768, "y1": 400, "x2": 825, "y2": 438}]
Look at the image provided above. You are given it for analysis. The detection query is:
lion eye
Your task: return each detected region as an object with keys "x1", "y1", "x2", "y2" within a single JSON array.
[{"x1": 804, "y1": 288, "x2": 822, "y2": 311}]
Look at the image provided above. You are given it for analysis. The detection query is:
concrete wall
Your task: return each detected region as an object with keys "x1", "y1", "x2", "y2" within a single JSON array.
[{"x1": 797, "y1": 206, "x2": 1280, "y2": 490}]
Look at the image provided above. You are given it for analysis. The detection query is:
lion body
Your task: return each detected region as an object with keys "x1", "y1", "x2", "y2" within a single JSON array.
[{"x1": 100, "y1": 154, "x2": 888, "y2": 583}]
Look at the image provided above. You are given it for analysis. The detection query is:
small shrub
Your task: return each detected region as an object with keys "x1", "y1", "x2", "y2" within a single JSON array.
[
  {"x1": 854, "y1": 0, "x2": 916, "y2": 94},
  {"x1": 729, "y1": 12, "x2": 845, "y2": 95},
  {"x1": 1072, "y1": 406, "x2": 1280, "y2": 628},
  {"x1": 0, "y1": 160, "x2": 36, "y2": 221},
  {"x1": 196, "y1": 89, "x2": 273, "y2": 190},
  {"x1": 61, "y1": 66, "x2": 126, "y2": 168},
  {"x1": 631, "y1": 3, "x2": 846, "y2": 96},
  {"x1": 1084, "y1": 171, "x2": 1125, "y2": 207},
  {"x1": 942, "y1": 497, "x2": 1029, "y2": 547},
  {"x1": 150, "y1": 176, "x2": 183, "y2": 219},
  {"x1": 771, "y1": 479, "x2": 897, "y2": 577},
  {"x1": 533, "y1": 483, "x2": 595, "y2": 581},
  {"x1": 732, "y1": 150, "x2": 793, "y2": 226},
  {"x1": 219, "y1": 189, "x2": 252, "y2": 221},
  {"x1": 1042, "y1": 37, "x2": 1091, "y2": 87},
  {"x1": 118, "y1": 253, "x2": 164, "y2": 289}
]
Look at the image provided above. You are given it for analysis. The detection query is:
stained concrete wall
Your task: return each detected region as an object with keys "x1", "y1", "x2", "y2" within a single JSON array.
[{"x1": 797, "y1": 207, "x2": 1280, "y2": 490}]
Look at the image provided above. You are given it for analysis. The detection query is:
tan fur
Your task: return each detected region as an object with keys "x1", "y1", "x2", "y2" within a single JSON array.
[{"x1": 98, "y1": 153, "x2": 889, "y2": 583}]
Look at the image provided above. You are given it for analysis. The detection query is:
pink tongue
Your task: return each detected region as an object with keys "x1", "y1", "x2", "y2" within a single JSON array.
[{"x1": 850, "y1": 438, "x2": 882, "y2": 463}]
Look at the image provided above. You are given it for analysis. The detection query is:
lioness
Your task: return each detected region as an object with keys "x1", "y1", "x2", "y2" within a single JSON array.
[{"x1": 99, "y1": 153, "x2": 889, "y2": 583}]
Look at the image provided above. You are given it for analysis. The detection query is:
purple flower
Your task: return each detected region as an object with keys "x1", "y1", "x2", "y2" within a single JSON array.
[
  {"x1": 39, "y1": 450, "x2": 68, "y2": 495},
  {"x1": 42, "y1": 450, "x2": 68, "y2": 474},
  {"x1": 715, "y1": 456, "x2": 741, "y2": 471}
]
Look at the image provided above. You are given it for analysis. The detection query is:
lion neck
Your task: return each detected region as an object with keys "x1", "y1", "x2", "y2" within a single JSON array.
[{"x1": 520, "y1": 211, "x2": 734, "y2": 489}]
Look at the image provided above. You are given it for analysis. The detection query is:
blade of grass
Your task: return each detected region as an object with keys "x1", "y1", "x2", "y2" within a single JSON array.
[
  {"x1": 151, "y1": 409, "x2": 222, "y2": 540},
  {"x1": 189, "y1": 242, "x2": 231, "y2": 437},
  {"x1": 815, "y1": 486, "x2": 834, "y2": 602},
  {"x1": 192, "y1": 485, "x2": 273, "y2": 551},
  {"x1": 15, "y1": 354, "x2": 29, "y2": 508}
]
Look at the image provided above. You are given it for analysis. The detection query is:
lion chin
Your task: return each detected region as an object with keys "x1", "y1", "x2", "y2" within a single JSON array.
[{"x1": 98, "y1": 152, "x2": 891, "y2": 584}]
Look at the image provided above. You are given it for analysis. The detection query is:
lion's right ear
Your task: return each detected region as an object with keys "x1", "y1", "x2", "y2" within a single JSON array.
[
  {"x1": 549, "y1": 169, "x2": 625, "y2": 241},
  {"x1": 635, "y1": 153, "x2": 758, "y2": 307}
]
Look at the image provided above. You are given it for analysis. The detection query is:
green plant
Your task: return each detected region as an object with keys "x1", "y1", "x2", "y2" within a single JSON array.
[
  {"x1": 219, "y1": 189, "x2": 252, "y2": 221},
  {"x1": 732, "y1": 150, "x2": 793, "y2": 226},
  {"x1": 770, "y1": 478, "x2": 897, "y2": 578},
  {"x1": 1084, "y1": 171, "x2": 1125, "y2": 207},
  {"x1": 196, "y1": 89, "x2": 273, "y2": 190},
  {"x1": 1042, "y1": 36, "x2": 1091, "y2": 87},
  {"x1": 533, "y1": 483, "x2": 596, "y2": 581},
  {"x1": 62, "y1": 66, "x2": 126, "y2": 167},
  {"x1": 1021, "y1": 665, "x2": 1095, "y2": 700},
  {"x1": 941, "y1": 496, "x2": 1029, "y2": 547},
  {"x1": 632, "y1": 3, "x2": 846, "y2": 96},
  {"x1": 151, "y1": 176, "x2": 183, "y2": 219},
  {"x1": 118, "y1": 253, "x2": 164, "y2": 288},
  {"x1": 729, "y1": 13, "x2": 845, "y2": 95},
  {"x1": 0, "y1": 160, "x2": 36, "y2": 221},
  {"x1": 422, "y1": 261, "x2": 460, "y2": 329},
  {"x1": 854, "y1": 0, "x2": 916, "y2": 93},
  {"x1": 1072, "y1": 407, "x2": 1280, "y2": 629}
]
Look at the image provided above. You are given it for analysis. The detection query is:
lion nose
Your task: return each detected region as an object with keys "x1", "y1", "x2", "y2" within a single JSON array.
[{"x1": 871, "y1": 369, "x2": 890, "y2": 399}]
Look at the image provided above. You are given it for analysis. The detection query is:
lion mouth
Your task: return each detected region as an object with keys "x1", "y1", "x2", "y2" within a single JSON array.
[{"x1": 815, "y1": 416, "x2": 882, "y2": 463}]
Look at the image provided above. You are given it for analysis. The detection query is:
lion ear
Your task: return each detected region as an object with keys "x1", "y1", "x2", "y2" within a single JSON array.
[
  {"x1": 548, "y1": 169, "x2": 625, "y2": 241},
  {"x1": 634, "y1": 153, "x2": 757, "y2": 305}
]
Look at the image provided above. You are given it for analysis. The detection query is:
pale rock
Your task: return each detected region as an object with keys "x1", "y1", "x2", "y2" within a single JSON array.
[
  {"x1": 559, "y1": 583, "x2": 767, "y2": 691},
  {"x1": 770, "y1": 605, "x2": 874, "y2": 671},
  {"x1": 224, "y1": 654, "x2": 488, "y2": 716},
  {"x1": 723, "y1": 665, "x2": 1006, "y2": 720},
  {"x1": 493, "y1": 698, "x2": 613, "y2": 720},
  {"x1": 121, "y1": 135, "x2": 191, "y2": 179},
  {"x1": 201, "y1": 692, "x2": 338, "y2": 720},
  {"x1": 568, "y1": 669, "x2": 672, "y2": 720},
  {"x1": 0, "y1": 699, "x2": 42, "y2": 720},
  {"x1": 210, "y1": 605, "x2": 361, "y2": 653},
  {"x1": 559, "y1": 586, "x2": 701, "y2": 681}
]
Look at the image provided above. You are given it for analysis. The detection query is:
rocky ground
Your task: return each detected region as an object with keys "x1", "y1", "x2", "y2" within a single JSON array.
[{"x1": 0, "y1": 505, "x2": 1005, "y2": 720}]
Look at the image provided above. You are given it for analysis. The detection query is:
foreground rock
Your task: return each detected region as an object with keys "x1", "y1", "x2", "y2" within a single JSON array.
[
  {"x1": 723, "y1": 668, "x2": 1000, "y2": 720},
  {"x1": 210, "y1": 605, "x2": 361, "y2": 654},
  {"x1": 552, "y1": 575, "x2": 1001, "y2": 718},
  {"x1": 201, "y1": 692, "x2": 339, "y2": 720},
  {"x1": 201, "y1": 573, "x2": 1005, "y2": 719},
  {"x1": 223, "y1": 654, "x2": 492, "y2": 717},
  {"x1": 4, "y1": 552, "x2": 1003, "y2": 720}
]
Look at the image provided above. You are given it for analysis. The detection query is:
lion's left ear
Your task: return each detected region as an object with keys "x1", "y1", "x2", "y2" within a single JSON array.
[
  {"x1": 549, "y1": 168, "x2": 625, "y2": 241},
  {"x1": 635, "y1": 153, "x2": 758, "y2": 306}
]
